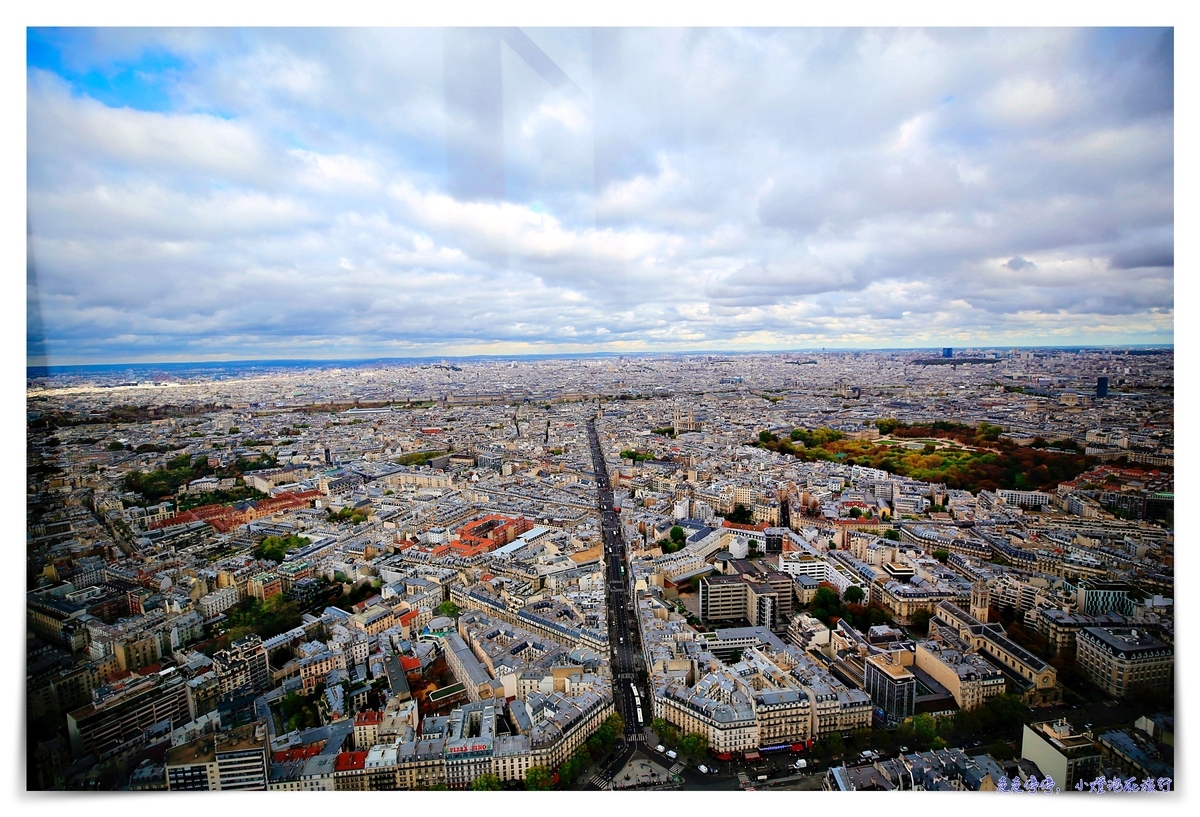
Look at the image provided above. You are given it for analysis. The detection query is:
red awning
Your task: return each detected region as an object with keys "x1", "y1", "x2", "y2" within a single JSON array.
[{"x1": 743, "y1": 751, "x2": 761, "y2": 761}]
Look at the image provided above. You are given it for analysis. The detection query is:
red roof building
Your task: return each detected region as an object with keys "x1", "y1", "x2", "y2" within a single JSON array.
[
  {"x1": 273, "y1": 745, "x2": 323, "y2": 763},
  {"x1": 334, "y1": 751, "x2": 367, "y2": 772},
  {"x1": 721, "y1": 519, "x2": 769, "y2": 533}
]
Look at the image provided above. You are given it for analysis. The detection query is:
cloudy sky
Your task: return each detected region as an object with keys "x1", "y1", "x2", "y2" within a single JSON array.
[{"x1": 26, "y1": 27, "x2": 1173, "y2": 364}]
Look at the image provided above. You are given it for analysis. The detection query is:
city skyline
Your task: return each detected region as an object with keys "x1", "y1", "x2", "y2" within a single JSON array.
[
  {"x1": 27, "y1": 27, "x2": 1173, "y2": 365},
  {"x1": 24, "y1": 342, "x2": 1178, "y2": 376}
]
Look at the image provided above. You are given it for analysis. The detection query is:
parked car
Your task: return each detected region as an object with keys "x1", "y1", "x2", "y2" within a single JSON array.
[{"x1": 697, "y1": 765, "x2": 710, "y2": 774}]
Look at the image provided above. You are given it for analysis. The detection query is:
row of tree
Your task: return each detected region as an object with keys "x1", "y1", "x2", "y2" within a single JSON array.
[
  {"x1": 650, "y1": 717, "x2": 709, "y2": 759},
  {"x1": 805, "y1": 694, "x2": 1027, "y2": 763}
]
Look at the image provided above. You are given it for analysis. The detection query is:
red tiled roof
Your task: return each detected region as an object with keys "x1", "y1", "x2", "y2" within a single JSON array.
[
  {"x1": 335, "y1": 751, "x2": 367, "y2": 771},
  {"x1": 273, "y1": 745, "x2": 322, "y2": 762},
  {"x1": 721, "y1": 520, "x2": 768, "y2": 531}
]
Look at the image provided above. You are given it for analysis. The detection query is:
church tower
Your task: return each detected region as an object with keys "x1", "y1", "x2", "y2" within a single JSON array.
[{"x1": 970, "y1": 580, "x2": 991, "y2": 622}]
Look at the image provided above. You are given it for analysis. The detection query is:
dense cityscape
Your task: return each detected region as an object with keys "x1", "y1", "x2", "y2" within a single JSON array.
[
  {"x1": 26, "y1": 347, "x2": 1175, "y2": 792},
  {"x1": 24, "y1": 21, "x2": 1176, "y2": 800}
]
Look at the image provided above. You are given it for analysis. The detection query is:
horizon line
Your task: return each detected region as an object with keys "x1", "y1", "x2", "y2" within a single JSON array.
[{"x1": 27, "y1": 342, "x2": 1175, "y2": 373}]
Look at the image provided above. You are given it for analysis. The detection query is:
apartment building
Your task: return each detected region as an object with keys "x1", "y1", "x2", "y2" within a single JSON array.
[
  {"x1": 198, "y1": 586, "x2": 239, "y2": 618},
  {"x1": 248, "y1": 572, "x2": 282, "y2": 600},
  {"x1": 67, "y1": 669, "x2": 192, "y2": 760},
  {"x1": 1020, "y1": 720, "x2": 1102, "y2": 792},
  {"x1": 878, "y1": 581, "x2": 957, "y2": 626},
  {"x1": 442, "y1": 632, "x2": 497, "y2": 702},
  {"x1": 299, "y1": 648, "x2": 346, "y2": 693},
  {"x1": 166, "y1": 721, "x2": 269, "y2": 791},
  {"x1": 655, "y1": 683, "x2": 760, "y2": 755},
  {"x1": 212, "y1": 634, "x2": 270, "y2": 698},
  {"x1": 753, "y1": 688, "x2": 813, "y2": 746},
  {"x1": 353, "y1": 709, "x2": 383, "y2": 750},
  {"x1": 1075, "y1": 626, "x2": 1173, "y2": 698},
  {"x1": 1033, "y1": 609, "x2": 1126, "y2": 655},
  {"x1": 808, "y1": 683, "x2": 874, "y2": 736},
  {"x1": 697, "y1": 570, "x2": 793, "y2": 630}
]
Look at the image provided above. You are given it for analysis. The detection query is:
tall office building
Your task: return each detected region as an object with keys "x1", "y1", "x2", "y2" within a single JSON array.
[
  {"x1": 863, "y1": 651, "x2": 916, "y2": 724},
  {"x1": 1021, "y1": 720, "x2": 1102, "y2": 791},
  {"x1": 1096, "y1": 376, "x2": 1109, "y2": 398},
  {"x1": 942, "y1": 347, "x2": 953, "y2": 358}
]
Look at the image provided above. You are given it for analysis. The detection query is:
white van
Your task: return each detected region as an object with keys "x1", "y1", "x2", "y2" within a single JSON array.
[
  {"x1": 655, "y1": 744, "x2": 666, "y2": 754},
  {"x1": 666, "y1": 750, "x2": 678, "y2": 760},
  {"x1": 697, "y1": 765, "x2": 710, "y2": 775}
]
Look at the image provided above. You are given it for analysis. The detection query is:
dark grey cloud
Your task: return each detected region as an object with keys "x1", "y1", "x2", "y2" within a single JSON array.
[{"x1": 1109, "y1": 247, "x2": 1174, "y2": 270}]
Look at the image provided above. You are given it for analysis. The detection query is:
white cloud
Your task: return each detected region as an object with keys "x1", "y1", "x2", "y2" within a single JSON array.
[
  {"x1": 26, "y1": 27, "x2": 1174, "y2": 362},
  {"x1": 28, "y1": 70, "x2": 275, "y2": 185},
  {"x1": 289, "y1": 149, "x2": 379, "y2": 191}
]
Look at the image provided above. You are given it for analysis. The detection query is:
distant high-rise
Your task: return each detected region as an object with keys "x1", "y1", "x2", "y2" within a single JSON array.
[
  {"x1": 942, "y1": 347, "x2": 953, "y2": 358},
  {"x1": 1096, "y1": 376, "x2": 1109, "y2": 398}
]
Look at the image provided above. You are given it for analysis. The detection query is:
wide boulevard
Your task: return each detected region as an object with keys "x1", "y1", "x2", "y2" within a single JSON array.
[{"x1": 586, "y1": 416, "x2": 651, "y2": 740}]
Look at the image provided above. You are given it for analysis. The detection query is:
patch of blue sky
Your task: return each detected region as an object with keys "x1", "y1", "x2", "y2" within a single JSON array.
[
  {"x1": 1086, "y1": 27, "x2": 1141, "y2": 61},
  {"x1": 1084, "y1": 27, "x2": 1170, "y2": 68},
  {"x1": 27, "y1": 28, "x2": 186, "y2": 113},
  {"x1": 27, "y1": 29, "x2": 67, "y2": 75}
]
